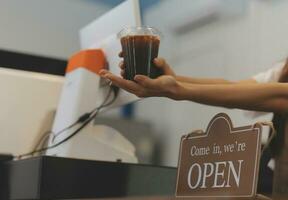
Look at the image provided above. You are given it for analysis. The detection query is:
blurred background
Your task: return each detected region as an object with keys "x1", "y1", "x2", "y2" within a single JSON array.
[{"x1": 1, "y1": 0, "x2": 288, "y2": 167}]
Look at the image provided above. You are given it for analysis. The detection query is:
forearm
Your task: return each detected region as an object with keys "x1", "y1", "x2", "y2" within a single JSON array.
[
  {"x1": 176, "y1": 75, "x2": 258, "y2": 85},
  {"x1": 176, "y1": 82, "x2": 288, "y2": 114},
  {"x1": 176, "y1": 75, "x2": 236, "y2": 85}
]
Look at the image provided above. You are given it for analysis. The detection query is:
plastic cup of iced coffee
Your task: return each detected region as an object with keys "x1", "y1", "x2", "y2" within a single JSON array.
[{"x1": 117, "y1": 26, "x2": 162, "y2": 80}]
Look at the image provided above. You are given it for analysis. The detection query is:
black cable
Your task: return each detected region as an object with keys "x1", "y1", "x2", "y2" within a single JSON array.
[
  {"x1": 32, "y1": 113, "x2": 88, "y2": 152},
  {"x1": 30, "y1": 114, "x2": 82, "y2": 153},
  {"x1": 50, "y1": 116, "x2": 87, "y2": 143},
  {"x1": 16, "y1": 85, "x2": 119, "y2": 159},
  {"x1": 51, "y1": 85, "x2": 116, "y2": 141},
  {"x1": 47, "y1": 85, "x2": 119, "y2": 144},
  {"x1": 31, "y1": 130, "x2": 53, "y2": 156},
  {"x1": 18, "y1": 109, "x2": 101, "y2": 158}
]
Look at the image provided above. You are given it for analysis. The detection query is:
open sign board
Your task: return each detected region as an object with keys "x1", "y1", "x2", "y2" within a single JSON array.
[{"x1": 176, "y1": 113, "x2": 263, "y2": 198}]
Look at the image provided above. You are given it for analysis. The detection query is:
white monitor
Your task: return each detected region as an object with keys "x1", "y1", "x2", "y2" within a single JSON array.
[
  {"x1": 0, "y1": 67, "x2": 63, "y2": 155},
  {"x1": 79, "y1": 0, "x2": 141, "y2": 108}
]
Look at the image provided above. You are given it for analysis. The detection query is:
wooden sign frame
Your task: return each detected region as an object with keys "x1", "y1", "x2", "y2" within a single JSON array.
[{"x1": 175, "y1": 113, "x2": 263, "y2": 198}]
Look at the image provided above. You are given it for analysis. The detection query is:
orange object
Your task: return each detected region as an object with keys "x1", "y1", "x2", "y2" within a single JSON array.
[{"x1": 66, "y1": 49, "x2": 106, "y2": 74}]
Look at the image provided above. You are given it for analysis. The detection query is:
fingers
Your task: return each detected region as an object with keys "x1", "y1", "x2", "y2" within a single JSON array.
[
  {"x1": 120, "y1": 70, "x2": 125, "y2": 78},
  {"x1": 99, "y1": 69, "x2": 109, "y2": 76},
  {"x1": 100, "y1": 70, "x2": 160, "y2": 98},
  {"x1": 134, "y1": 75, "x2": 159, "y2": 90},
  {"x1": 153, "y1": 58, "x2": 167, "y2": 69},
  {"x1": 119, "y1": 60, "x2": 125, "y2": 78},
  {"x1": 118, "y1": 60, "x2": 124, "y2": 69},
  {"x1": 119, "y1": 55, "x2": 167, "y2": 71},
  {"x1": 99, "y1": 70, "x2": 142, "y2": 95},
  {"x1": 100, "y1": 68, "x2": 125, "y2": 79},
  {"x1": 154, "y1": 57, "x2": 175, "y2": 77}
]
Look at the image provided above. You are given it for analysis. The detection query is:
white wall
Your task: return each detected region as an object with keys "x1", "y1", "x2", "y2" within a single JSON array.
[
  {"x1": 0, "y1": 0, "x2": 111, "y2": 59},
  {"x1": 135, "y1": 0, "x2": 288, "y2": 167}
]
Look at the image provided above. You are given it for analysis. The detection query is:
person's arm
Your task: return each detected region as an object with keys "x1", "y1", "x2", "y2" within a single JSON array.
[
  {"x1": 99, "y1": 69, "x2": 288, "y2": 114},
  {"x1": 176, "y1": 76, "x2": 257, "y2": 85},
  {"x1": 119, "y1": 56, "x2": 257, "y2": 85},
  {"x1": 176, "y1": 60, "x2": 287, "y2": 85},
  {"x1": 176, "y1": 82, "x2": 288, "y2": 114},
  {"x1": 100, "y1": 58, "x2": 288, "y2": 114},
  {"x1": 154, "y1": 58, "x2": 258, "y2": 84}
]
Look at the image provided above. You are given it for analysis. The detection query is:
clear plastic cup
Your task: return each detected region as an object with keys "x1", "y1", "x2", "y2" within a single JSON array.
[{"x1": 117, "y1": 26, "x2": 163, "y2": 80}]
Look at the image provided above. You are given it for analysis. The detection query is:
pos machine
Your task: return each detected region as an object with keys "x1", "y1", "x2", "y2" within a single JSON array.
[{"x1": 45, "y1": 0, "x2": 141, "y2": 162}]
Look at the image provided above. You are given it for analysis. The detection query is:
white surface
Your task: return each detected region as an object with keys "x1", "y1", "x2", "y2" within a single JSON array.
[
  {"x1": 0, "y1": 67, "x2": 63, "y2": 155},
  {"x1": 268, "y1": 159, "x2": 275, "y2": 171},
  {"x1": 80, "y1": 0, "x2": 141, "y2": 50},
  {"x1": 252, "y1": 61, "x2": 285, "y2": 83},
  {"x1": 46, "y1": 67, "x2": 137, "y2": 162},
  {"x1": 49, "y1": 123, "x2": 137, "y2": 163},
  {"x1": 80, "y1": 0, "x2": 141, "y2": 109}
]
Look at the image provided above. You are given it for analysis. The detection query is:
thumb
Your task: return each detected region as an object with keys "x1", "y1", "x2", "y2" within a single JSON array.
[
  {"x1": 153, "y1": 58, "x2": 167, "y2": 70},
  {"x1": 134, "y1": 75, "x2": 158, "y2": 90},
  {"x1": 153, "y1": 58, "x2": 175, "y2": 76}
]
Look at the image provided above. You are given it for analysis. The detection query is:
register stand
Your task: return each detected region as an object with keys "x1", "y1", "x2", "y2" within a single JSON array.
[{"x1": 1, "y1": 156, "x2": 176, "y2": 200}]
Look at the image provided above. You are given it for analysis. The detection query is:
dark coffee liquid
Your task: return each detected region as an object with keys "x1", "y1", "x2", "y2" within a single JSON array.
[{"x1": 120, "y1": 35, "x2": 162, "y2": 80}]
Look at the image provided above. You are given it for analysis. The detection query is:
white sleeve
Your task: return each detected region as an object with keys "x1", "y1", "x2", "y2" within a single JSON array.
[
  {"x1": 245, "y1": 61, "x2": 285, "y2": 118},
  {"x1": 252, "y1": 61, "x2": 285, "y2": 83}
]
